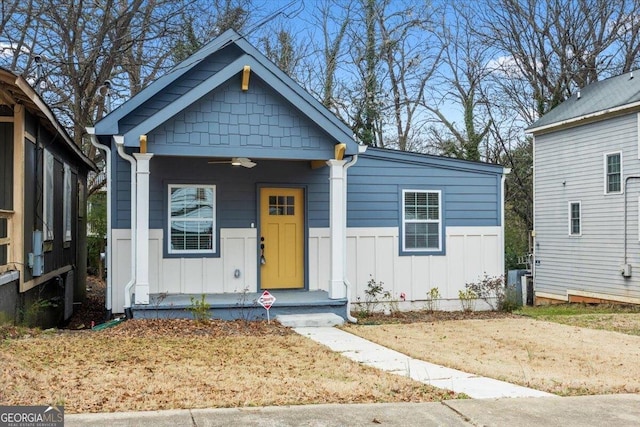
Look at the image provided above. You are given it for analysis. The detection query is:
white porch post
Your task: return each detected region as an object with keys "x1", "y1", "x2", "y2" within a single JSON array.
[
  {"x1": 133, "y1": 152, "x2": 153, "y2": 304},
  {"x1": 327, "y1": 159, "x2": 347, "y2": 299}
]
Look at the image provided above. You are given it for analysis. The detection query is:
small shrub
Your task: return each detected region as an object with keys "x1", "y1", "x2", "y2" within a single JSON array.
[
  {"x1": 466, "y1": 274, "x2": 511, "y2": 311},
  {"x1": 458, "y1": 289, "x2": 476, "y2": 312},
  {"x1": 425, "y1": 287, "x2": 441, "y2": 312},
  {"x1": 357, "y1": 276, "x2": 391, "y2": 317},
  {"x1": 500, "y1": 284, "x2": 521, "y2": 312},
  {"x1": 187, "y1": 294, "x2": 210, "y2": 322},
  {"x1": 23, "y1": 297, "x2": 61, "y2": 327},
  {"x1": 384, "y1": 295, "x2": 399, "y2": 315},
  {"x1": 235, "y1": 287, "x2": 257, "y2": 322},
  {"x1": 150, "y1": 292, "x2": 168, "y2": 319}
]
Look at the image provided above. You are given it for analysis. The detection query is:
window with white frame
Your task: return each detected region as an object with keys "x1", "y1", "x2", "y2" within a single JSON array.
[
  {"x1": 63, "y1": 164, "x2": 72, "y2": 242},
  {"x1": 402, "y1": 190, "x2": 441, "y2": 251},
  {"x1": 168, "y1": 184, "x2": 216, "y2": 253},
  {"x1": 605, "y1": 152, "x2": 622, "y2": 194},
  {"x1": 43, "y1": 149, "x2": 54, "y2": 241},
  {"x1": 568, "y1": 201, "x2": 581, "y2": 236}
]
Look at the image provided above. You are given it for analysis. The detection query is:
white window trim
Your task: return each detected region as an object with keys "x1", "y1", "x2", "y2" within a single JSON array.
[
  {"x1": 63, "y1": 163, "x2": 72, "y2": 242},
  {"x1": 603, "y1": 151, "x2": 623, "y2": 195},
  {"x1": 167, "y1": 184, "x2": 216, "y2": 254},
  {"x1": 568, "y1": 201, "x2": 581, "y2": 236},
  {"x1": 401, "y1": 189, "x2": 442, "y2": 252},
  {"x1": 43, "y1": 149, "x2": 54, "y2": 241}
]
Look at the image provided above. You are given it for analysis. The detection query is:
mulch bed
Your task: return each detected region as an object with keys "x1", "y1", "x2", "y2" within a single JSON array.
[
  {"x1": 64, "y1": 275, "x2": 107, "y2": 330},
  {"x1": 100, "y1": 318, "x2": 293, "y2": 338},
  {"x1": 353, "y1": 309, "x2": 519, "y2": 325}
]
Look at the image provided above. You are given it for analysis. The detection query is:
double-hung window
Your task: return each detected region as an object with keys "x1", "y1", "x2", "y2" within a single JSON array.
[
  {"x1": 402, "y1": 190, "x2": 441, "y2": 252},
  {"x1": 605, "y1": 152, "x2": 622, "y2": 194},
  {"x1": 168, "y1": 184, "x2": 216, "y2": 254},
  {"x1": 568, "y1": 201, "x2": 581, "y2": 236}
]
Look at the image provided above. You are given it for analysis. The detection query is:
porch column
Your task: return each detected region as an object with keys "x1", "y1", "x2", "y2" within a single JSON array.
[
  {"x1": 133, "y1": 152, "x2": 153, "y2": 304},
  {"x1": 327, "y1": 159, "x2": 347, "y2": 299}
]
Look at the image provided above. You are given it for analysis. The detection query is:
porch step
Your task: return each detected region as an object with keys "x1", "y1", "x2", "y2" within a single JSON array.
[
  {"x1": 276, "y1": 313, "x2": 345, "y2": 328},
  {"x1": 132, "y1": 291, "x2": 348, "y2": 322}
]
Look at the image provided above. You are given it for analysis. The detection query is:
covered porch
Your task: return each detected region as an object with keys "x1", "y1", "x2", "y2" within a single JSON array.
[{"x1": 132, "y1": 290, "x2": 348, "y2": 321}]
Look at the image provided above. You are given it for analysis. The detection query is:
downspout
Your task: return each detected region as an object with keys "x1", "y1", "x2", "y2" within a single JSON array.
[
  {"x1": 623, "y1": 176, "x2": 640, "y2": 266},
  {"x1": 342, "y1": 144, "x2": 367, "y2": 324},
  {"x1": 501, "y1": 168, "x2": 511, "y2": 275},
  {"x1": 114, "y1": 136, "x2": 137, "y2": 319},
  {"x1": 86, "y1": 127, "x2": 113, "y2": 318}
]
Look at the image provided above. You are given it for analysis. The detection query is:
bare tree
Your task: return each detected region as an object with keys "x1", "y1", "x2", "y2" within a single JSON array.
[
  {"x1": 260, "y1": 27, "x2": 308, "y2": 78},
  {"x1": 476, "y1": 0, "x2": 640, "y2": 120},
  {"x1": 375, "y1": 0, "x2": 442, "y2": 151},
  {"x1": 424, "y1": 3, "x2": 491, "y2": 161}
]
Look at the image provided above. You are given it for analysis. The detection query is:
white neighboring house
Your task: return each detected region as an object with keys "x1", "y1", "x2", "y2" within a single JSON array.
[{"x1": 528, "y1": 70, "x2": 640, "y2": 305}]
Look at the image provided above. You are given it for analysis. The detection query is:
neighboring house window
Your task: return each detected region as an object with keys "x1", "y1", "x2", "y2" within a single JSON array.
[
  {"x1": 402, "y1": 190, "x2": 441, "y2": 251},
  {"x1": 568, "y1": 201, "x2": 581, "y2": 236},
  {"x1": 168, "y1": 184, "x2": 216, "y2": 254},
  {"x1": 43, "y1": 149, "x2": 54, "y2": 241},
  {"x1": 63, "y1": 164, "x2": 72, "y2": 242},
  {"x1": 604, "y1": 152, "x2": 622, "y2": 194}
]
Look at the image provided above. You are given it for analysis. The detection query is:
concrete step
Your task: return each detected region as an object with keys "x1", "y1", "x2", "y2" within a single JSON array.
[{"x1": 276, "y1": 313, "x2": 345, "y2": 327}]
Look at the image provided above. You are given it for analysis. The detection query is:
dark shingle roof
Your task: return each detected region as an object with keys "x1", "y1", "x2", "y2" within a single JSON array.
[{"x1": 527, "y1": 70, "x2": 640, "y2": 132}]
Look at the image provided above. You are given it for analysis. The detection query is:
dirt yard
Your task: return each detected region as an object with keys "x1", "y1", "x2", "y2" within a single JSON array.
[{"x1": 344, "y1": 316, "x2": 640, "y2": 395}]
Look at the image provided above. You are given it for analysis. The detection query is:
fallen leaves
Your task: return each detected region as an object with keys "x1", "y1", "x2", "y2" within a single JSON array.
[{"x1": 1, "y1": 318, "x2": 454, "y2": 413}]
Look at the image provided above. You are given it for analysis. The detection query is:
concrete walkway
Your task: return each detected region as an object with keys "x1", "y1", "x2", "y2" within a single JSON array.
[{"x1": 294, "y1": 326, "x2": 553, "y2": 399}]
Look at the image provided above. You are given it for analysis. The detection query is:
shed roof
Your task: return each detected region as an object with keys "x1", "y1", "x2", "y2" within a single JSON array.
[
  {"x1": 527, "y1": 70, "x2": 640, "y2": 133},
  {"x1": 363, "y1": 147, "x2": 505, "y2": 175}
]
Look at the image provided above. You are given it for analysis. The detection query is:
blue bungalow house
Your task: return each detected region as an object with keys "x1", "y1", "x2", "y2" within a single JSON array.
[{"x1": 90, "y1": 29, "x2": 507, "y2": 320}]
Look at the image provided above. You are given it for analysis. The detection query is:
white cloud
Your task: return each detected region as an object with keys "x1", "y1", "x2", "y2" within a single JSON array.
[{"x1": 0, "y1": 42, "x2": 30, "y2": 58}]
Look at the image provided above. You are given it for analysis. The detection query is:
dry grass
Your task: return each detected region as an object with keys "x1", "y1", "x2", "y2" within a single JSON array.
[
  {"x1": 344, "y1": 317, "x2": 640, "y2": 396},
  {"x1": 544, "y1": 313, "x2": 640, "y2": 335},
  {"x1": 0, "y1": 319, "x2": 455, "y2": 413}
]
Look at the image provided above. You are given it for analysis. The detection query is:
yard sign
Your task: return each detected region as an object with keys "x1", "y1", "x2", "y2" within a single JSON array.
[{"x1": 258, "y1": 290, "x2": 276, "y2": 323}]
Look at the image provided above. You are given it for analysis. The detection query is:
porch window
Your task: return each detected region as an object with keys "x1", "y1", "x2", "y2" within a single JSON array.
[
  {"x1": 43, "y1": 149, "x2": 54, "y2": 241},
  {"x1": 402, "y1": 190, "x2": 441, "y2": 252},
  {"x1": 568, "y1": 201, "x2": 581, "y2": 236},
  {"x1": 168, "y1": 184, "x2": 216, "y2": 254},
  {"x1": 604, "y1": 152, "x2": 622, "y2": 194}
]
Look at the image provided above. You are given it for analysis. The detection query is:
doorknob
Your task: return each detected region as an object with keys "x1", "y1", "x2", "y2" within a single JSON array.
[{"x1": 260, "y1": 240, "x2": 266, "y2": 265}]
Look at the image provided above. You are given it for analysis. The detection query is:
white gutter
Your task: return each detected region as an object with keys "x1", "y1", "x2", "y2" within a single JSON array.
[
  {"x1": 86, "y1": 127, "x2": 113, "y2": 313},
  {"x1": 114, "y1": 135, "x2": 137, "y2": 316},
  {"x1": 527, "y1": 100, "x2": 640, "y2": 134},
  {"x1": 341, "y1": 144, "x2": 367, "y2": 323}
]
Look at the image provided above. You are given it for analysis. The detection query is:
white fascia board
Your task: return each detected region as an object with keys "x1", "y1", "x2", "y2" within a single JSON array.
[{"x1": 527, "y1": 101, "x2": 640, "y2": 134}]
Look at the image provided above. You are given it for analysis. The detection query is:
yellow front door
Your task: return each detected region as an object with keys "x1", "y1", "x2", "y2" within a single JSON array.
[{"x1": 260, "y1": 187, "x2": 304, "y2": 289}]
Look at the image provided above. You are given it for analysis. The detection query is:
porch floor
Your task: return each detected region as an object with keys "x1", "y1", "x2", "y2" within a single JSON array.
[{"x1": 132, "y1": 290, "x2": 348, "y2": 321}]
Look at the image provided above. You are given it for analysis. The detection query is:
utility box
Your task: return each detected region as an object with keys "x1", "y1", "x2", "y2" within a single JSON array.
[
  {"x1": 522, "y1": 274, "x2": 534, "y2": 306},
  {"x1": 507, "y1": 269, "x2": 529, "y2": 307},
  {"x1": 621, "y1": 264, "x2": 632, "y2": 277},
  {"x1": 30, "y1": 230, "x2": 44, "y2": 277}
]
